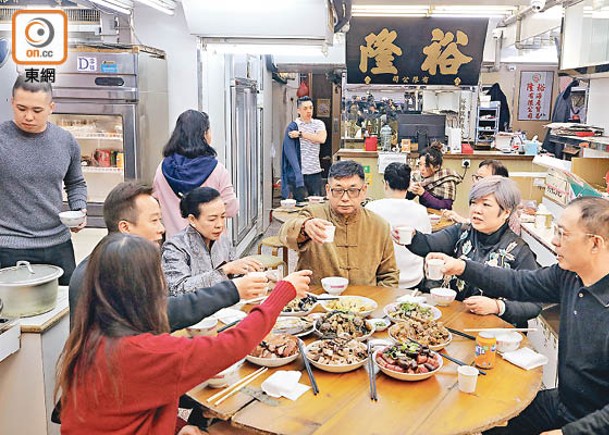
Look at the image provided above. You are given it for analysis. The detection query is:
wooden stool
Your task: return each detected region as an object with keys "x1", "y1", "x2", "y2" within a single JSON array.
[
  {"x1": 249, "y1": 254, "x2": 287, "y2": 278},
  {"x1": 257, "y1": 236, "x2": 289, "y2": 271}
]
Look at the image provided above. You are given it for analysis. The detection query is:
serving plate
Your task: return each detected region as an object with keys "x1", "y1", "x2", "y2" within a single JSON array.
[
  {"x1": 305, "y1": 340, "x2": 368, "y2": 373},
  {"x1": 374, "y1": 347, "x2": 443, "y2": 381},
  {"x1": 319, "y1": 295, "x2": 378, "y2": 317},
  {"x1": 383, "y1": 302, "x2": 442, "y2": 323},
  {"x1": 388, "y1": 323, "x2": 453, "y2": 351}
]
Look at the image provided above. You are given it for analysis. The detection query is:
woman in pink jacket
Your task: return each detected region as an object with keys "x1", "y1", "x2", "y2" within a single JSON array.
[{"x1": 153, "y1": 110, "x2": 238, "y2": 238}]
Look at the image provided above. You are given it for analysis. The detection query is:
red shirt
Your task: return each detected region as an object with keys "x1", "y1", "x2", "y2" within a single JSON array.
[{"x1": 60, "y1": 282, "x2": 295, "y2": 434}]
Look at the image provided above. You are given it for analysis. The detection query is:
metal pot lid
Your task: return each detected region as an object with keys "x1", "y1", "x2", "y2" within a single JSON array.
[{"x1": 0, "y1": 261, "x2": 63, "y2": 286}]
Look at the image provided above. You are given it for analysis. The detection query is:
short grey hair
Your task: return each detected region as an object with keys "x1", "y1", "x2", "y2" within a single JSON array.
[
  {"x1": 469, "y1": 175, "x2": 520, "y2": 212},
  {"x1": 328, "y1": 160, "x2": 365, "y2": 181},
  {"x1": 12, "y1": 75, "x2": 52, "y2": 97}
]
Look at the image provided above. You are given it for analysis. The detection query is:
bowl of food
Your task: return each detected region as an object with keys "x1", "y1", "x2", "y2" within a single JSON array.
[
  {"x1": 374, "y1": 342, "x2": 443, "y2": 381},
  {"x1": 430, "y1": 288, "x2": 457, "y2": 307},
  {"x1": 246, "y1": 333, "x2": 300, "y2": 368},
  {"x1": 320, "y1": 295, "x2": 378, "y2": 317},
  {"x1": 388, "y1": 319, "x2": 452, "y2": 351},
  {"x1": 384, "y1": 302, "x2": 442, "y2": 323},
  {"x1": 428, "y1": 214, "x2": 442, "y2": 225},
  {"x1": 280, "y1": 294, "x2": 318, "y2": 316},
  {"x1": 186, "y1": 317, "x2": 218, "y2": 337},
  {"x1": 59, "y1": 210, "x2": 86, "y2": 228},
  {"x1": 314, "y1": 311, "x2": 375, "y2": 341},
  {"x1": 280, "y1": 199, "x2": 297, "y2": 209},
  {"x1": 306, "y1": 336, "x2": 368, "y2": 373},
  {"x1": 496, "y1": 331, "x2": 523, "y2": 353},
  {"x1": 370, "y1": 317, "x2": 391, "y2": 332},
  {"x1": 272, "y1": 316, "x2": 314, "y2": 337},
  {"x1": 207, "y1": 359, "x2": 245, "y2": 388},
  {"x1": 321, "y1": 277, "x2": 349, "y2": 296}
]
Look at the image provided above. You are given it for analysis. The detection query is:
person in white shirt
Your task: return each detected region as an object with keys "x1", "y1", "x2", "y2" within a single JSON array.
[
  {"x1": 287, "y1": 96, "x2": 327, "y2": 196},
  {"x1": 366, "y1": 162, "x2": 432, "y2": 288}
]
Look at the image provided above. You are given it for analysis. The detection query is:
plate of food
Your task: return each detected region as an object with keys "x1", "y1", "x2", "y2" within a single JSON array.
[
  {"x1": 374, "y1": 342, "x2": 443, "y2": 381},
  {"x1": 305, "y1": 336, "x2": 368, "y2": 373},
  {"x1": 319, "y1": 295, "x2": 378, "y2": 317},
  {"x1": 280, "y1": 294, "x2": 319, "y2": 316},
  {"x1": 246, "y1": 333, "x2": 300, "y2": 368},
  {"x1": 383, "y1": 301, "x2": 441, "y2": 323},
  {"x1": 388, "y1": 318, "x2": 452, "y2": 351},
  {"x1": 272, "y1": 316, "x2": 315, "y2": 337},
  {"x1": 314, "y1": 311, "x2": 375, "y2": 341}
]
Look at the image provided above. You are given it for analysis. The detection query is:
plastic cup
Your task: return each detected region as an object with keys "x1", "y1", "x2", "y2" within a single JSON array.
[
  {"x1": 458, "y1": 366, "x2": 479, "y2": 393},
  {"x1": 395, "y1": 225, "x2": 413, "y2": 245},
  {"x1": 426, "y1": 258, "x2": 444, "y2": 281},
  {"x1": 323, "y1": 224, "x2": 336, "y2": 243}
]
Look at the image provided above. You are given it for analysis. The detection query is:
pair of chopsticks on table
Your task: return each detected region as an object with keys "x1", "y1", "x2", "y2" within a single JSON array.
[
  {"x1": 298, "y1": 339, "x2": 319, "y2": 395},
  {"x1": 367, "y1": 341, "x2": 378, "y2": 401},
  {"x1": 207, "y1": 367, "x2": 268, "y2": 406}
]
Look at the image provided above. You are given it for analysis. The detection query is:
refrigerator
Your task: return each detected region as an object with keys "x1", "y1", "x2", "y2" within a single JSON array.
[
  {"x1": 48, "y1": 46, "x2": 168, "y2": 227},
  {"x1": 227, "y1": 78, "x2": 262, "y2": 252}
]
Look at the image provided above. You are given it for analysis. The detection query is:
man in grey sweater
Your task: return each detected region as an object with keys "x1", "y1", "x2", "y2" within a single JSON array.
[{"x1": 0, "y1": 76, "x2": 87, "y2": 285}]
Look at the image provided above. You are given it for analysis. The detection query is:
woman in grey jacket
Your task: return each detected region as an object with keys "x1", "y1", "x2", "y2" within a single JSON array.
[
  {"x1": 395, "y1": 176, "x2": 542, "y2": 327},
  {"x1": 161, "y1": 187, "x2": 263, "y2": 296}
]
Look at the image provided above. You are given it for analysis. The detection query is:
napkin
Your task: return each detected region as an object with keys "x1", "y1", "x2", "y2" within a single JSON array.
[
  {"x1": 212, "y1": 308, "x2": 247, "y2": 325},
  {"x1": 261, "y1": 370, "x2": 310, "y2": 401},
  {"x1": 502, "y1": 347, "x2": 549, "y2": 370}
]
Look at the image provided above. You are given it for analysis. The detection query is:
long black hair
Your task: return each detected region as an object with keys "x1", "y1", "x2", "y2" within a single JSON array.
[{"x1": 162, "y1": 110, "x2": 217, "y2": 158}]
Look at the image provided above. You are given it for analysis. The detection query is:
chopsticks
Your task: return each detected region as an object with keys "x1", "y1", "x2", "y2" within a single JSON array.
[
  {"x1": 463, "y1": 328, "x2": 537, "y2": 333},
  {"x1": 217, "y1": 320, "x2": 241, "y2": 333},
  {"x1": 298, "y1": 339, "x2": 319, "y2": 395},
  {"x1": 439, "y1": 351, "x2": 486, "y2": 376},
  {"x1": 367, "y1": 341, "x2": 378, "y2": 401},
  {"x1": 207, "y1": 367, "x2": 268, "y2": 405},
  {"x1": 446, "y1": 327, "x2": 476, "y2": 341}
]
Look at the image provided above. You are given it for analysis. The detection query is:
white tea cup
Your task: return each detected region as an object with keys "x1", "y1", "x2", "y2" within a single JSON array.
[
  {"x1": 426, "y1": 258, "x2": 445, "y2": 281},
  {"x1": 395, "y1": 225, "x2": 414, "y2": 245},
  {"x1": 323, "y1": 224, "x2": 336, "y2": 243},
  {"x1": 457, "y1": 366, "x2": 479, "y2": 394}
]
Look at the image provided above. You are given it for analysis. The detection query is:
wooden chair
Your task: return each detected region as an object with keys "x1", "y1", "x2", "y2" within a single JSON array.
[
  {"x1": 256, "y1": 236, "x2": 289, "y2": 272},
  {"x1": 248, "y1": 254, "x2": 287, "y2": 278}
]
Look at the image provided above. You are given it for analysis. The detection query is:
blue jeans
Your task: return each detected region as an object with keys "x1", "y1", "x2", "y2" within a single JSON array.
[
  {"x1": 304, "y1": 172, "x2": 323, "y2": 197},
  {"x1": 484, "y1": 389, "x2": 575, "y2": 434},
  {"x1": 0, "y1": 239, "x2": 76, "y2": 286}
]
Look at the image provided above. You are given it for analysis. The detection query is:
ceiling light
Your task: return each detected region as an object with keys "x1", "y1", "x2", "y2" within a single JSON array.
[
  {"x1": 90, "y1": 0, "x2": 133, "y2": 15},
  {"x1": 353, "y1": 4, "x2": 517, "y2": 18},
  {"x1": 134, "y1": 0, "x2": 175, "y2": 15},
  {"x1": 433, "y1": 5, "x2": 517, "y2": 17},
  {"x1": 204, "y1": 41, "x2": 328, "y2": 57},
  {"x1": 352, "y1": 5, "x2": 430, "y2": 17}
]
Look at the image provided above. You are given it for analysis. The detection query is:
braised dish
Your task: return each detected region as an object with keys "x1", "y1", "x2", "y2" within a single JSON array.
[
  {"x1": 375, "y1": 343, "x2": 443, "y2": 381},
  {"x1": 306, "y1": 336, "x2": 368, "y2": 373},
  {"x1": 383, "y1": 302, "x2": 441, "y2": 323},
  {"x1": 388, "y1": 319, "x2": 452, "y2": 351},
  {"x1": 246, "y1": 333, "x2": 299, "y2": 368},
  {"x1": 272, "y1": 316, "x2": 314, "y2": 336},
  {"x1": 281, "y1": 294, "x2": 318, "y2": 316},
  {"x1": 320, "y1": 296, "x2": 378, "y2": 317},
  {"x1": 314, "y1": 311, "x2": 375, "y2": 340}
]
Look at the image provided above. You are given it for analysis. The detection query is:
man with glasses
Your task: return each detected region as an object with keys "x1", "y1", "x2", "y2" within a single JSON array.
[
  {"x1": 280, "y1": 160, "x2": 398, "y2": 287},
  {"x1": 428, "y1": 196, "x2": 609, "y2": 435}
]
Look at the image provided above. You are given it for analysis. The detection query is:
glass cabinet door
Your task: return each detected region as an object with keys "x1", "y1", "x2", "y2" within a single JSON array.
[{"x1": 50, "y1": 114, "x2": 125, "y2": 203}]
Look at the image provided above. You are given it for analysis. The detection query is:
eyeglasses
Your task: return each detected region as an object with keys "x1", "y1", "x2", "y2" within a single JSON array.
[
  {"x1": 329, "y1": 187, "x2": 363, "y2": 198},
  {"x1": 471, "y1": 174, "x2": 483, "y2": 182},
  {"x1": 553, "y1": 226, "x2": 605, "y2": 243}
]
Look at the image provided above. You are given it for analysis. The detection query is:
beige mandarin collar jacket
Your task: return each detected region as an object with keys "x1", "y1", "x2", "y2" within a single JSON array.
[{"x1": 279, "y1": 203, "x2": 399, "y2": 287}]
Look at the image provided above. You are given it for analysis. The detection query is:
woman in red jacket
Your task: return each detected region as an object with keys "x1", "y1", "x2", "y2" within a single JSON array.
[{"x1": 55, "y1": 233, "x2": 310, "y2": 434}]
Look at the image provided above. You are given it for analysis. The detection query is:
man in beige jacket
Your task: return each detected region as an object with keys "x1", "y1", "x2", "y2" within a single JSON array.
[{"x1": 280, "y1": 160, "x2": 398, "y2": 287}]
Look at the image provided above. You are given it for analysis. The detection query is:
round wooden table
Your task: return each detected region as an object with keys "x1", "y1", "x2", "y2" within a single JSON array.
[{"x1": 187, "y1": 286, "x2": 542, "y2": 434}]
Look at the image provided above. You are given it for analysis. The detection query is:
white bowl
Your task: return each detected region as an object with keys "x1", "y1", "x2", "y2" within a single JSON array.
[
  {"x1": 280, "y1": 199, "x2": 296, "y2": 209},
  {"x1": 246, "y1": 334, "x2": 300, "y2": 368},
  {"x1": 321, "y1": 277, "x2": 349, "y2": 295},
  {"x1": 374, "y1": 348, "x2": 443, "y2": 381},
  {"x1": 59, "y1": 210, "x2": 86, "y2": 227},
  {"x1": 496, "y1": 331, "x2": 523, "y2": 353},
  {"x1": 305, "y1": 340, "x2": 368, "y2": 373},
  {"x1": 370, "y1": 317, "x2": 391, "y2": 332},
  {"x1": 430, "y1": 288, "x2": 457, "y2": 307},
  {"x1": 383, "y1": 302, "x2": 442, "y2": 323},
  {"x1": 186, "y1": 317, "x2": 218, "y2": 337},
  {"x1": 428, "y1": 214, "x2": 442, "y2": 225},
  {"x1": 207, "y1": 359, "x2": 245, "y2": 388},
  {"x1": 320, "y1": 295, "x2": 378, "y2": 317}
]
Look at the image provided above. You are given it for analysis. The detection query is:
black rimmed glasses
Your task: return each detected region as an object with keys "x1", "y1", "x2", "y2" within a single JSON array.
[{"x1": 329, "y1": 187, "x2": 363, "y2": 199}]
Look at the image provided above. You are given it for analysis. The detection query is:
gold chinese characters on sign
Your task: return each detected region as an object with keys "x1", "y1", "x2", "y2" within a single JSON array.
[
  {"x1": 359, "y1": 28, "x2": 403, "y2": 84},
  {"x1": 422, "y1": 29, "x2": 472, "y2": 77}
]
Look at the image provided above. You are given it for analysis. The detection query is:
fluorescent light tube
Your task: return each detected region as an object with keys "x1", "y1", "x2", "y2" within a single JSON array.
[
  {"x1": 134, "y1": 0, "x2": 176, "y2": 15},
  {"x1": 90, "y1": 0, "x2": 133, "y2": 15}
]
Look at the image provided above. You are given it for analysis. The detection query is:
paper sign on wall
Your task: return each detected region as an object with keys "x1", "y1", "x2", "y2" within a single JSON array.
[{"x1": 518, "y1": 71, "x2": 553, "y2": 121}]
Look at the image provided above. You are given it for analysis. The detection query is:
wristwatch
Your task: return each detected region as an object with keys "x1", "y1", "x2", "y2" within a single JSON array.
[{"x1": 298, "y1": 131, "x2": 303, "y2": 138}]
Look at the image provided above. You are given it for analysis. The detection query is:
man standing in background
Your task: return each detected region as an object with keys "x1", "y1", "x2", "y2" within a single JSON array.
[
  {"x1": 0, "y1": 76, "x2": 87, "y2": 285},
  {"x1": 288, "y1": 96, "x2": 327, "y2": 197}
]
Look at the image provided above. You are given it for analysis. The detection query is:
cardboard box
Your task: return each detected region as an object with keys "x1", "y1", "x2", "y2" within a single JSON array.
[{"x1": 571, "y1": 157, "x2": 609, "y2": 187}]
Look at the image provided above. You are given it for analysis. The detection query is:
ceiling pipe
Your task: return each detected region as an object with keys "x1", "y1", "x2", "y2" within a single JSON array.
[{"x1": 498, "y1": 0, "x2": 564, "y2": 50}]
